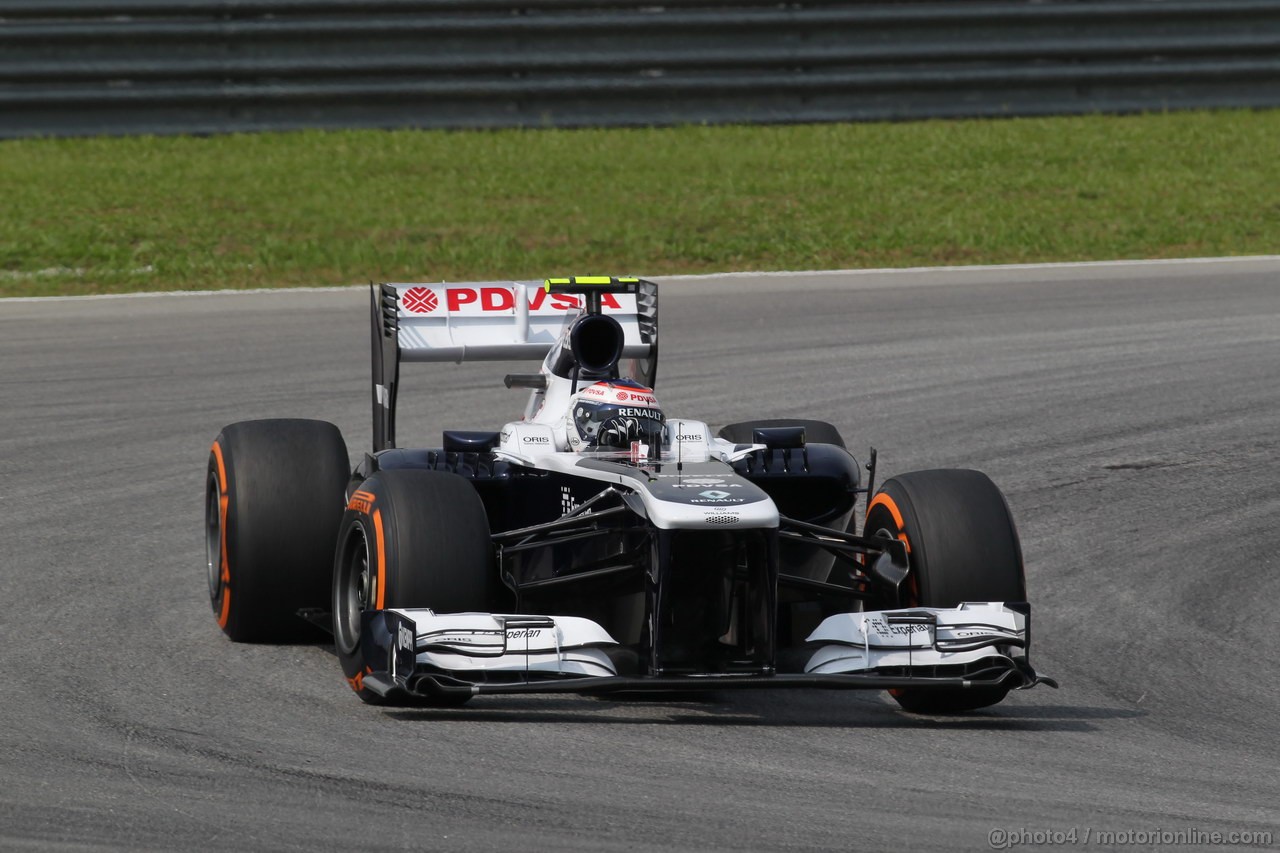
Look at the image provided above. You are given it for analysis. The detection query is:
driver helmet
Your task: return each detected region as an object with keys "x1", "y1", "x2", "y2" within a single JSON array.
[{"x1": 568, "y1": 379, "x2": 665, "y2": 452}]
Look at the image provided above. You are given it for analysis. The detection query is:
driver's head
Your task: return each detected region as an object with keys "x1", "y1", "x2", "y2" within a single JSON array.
[{"x1": 567, "y1": 379, "x2": 665, "y2": 452}]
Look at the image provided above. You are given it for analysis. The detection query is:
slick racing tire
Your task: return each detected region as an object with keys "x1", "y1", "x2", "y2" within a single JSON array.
[
  {"x1": 332, "y1": 469, "x2": 496, "y2": 706},
  {"x1": 206, "y1": 419, "x2": 349, "y2": 643},
  {"x1": 718, "y1": 418, "x2": 846, "y2": 448},
  {"x1": 864, "y1": 469, "x2": 1026, "y2": 714}
]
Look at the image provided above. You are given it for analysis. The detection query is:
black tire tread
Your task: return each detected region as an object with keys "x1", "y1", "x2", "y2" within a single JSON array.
[{"x1": 208, "y1": 418, "x2": 348, "y2": 644}]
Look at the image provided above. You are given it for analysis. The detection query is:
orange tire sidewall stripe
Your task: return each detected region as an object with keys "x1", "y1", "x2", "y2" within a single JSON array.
[
  {"x1": 211, "y1": 441, "x2": 232, "y2": 628},
  {"x1": 866, "y1": 492, "x2": 911, "y2": 554},
  {"x1": 373, "y1": 507, "x2": 386, "y2": 610},
  {"x1": 866, "y1": 492, "x2": 904, "y2": 529}
]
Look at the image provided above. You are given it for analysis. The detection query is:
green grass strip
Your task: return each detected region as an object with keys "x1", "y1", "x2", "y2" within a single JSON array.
[{"x1": 2, "y1": 109, "x2": 1278, "y2": 297}]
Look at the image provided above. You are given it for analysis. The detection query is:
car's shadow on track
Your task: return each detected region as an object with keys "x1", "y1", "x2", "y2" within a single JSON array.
[{"x1": 382, "y1": 694, "x2": 1142, "y2": 733}]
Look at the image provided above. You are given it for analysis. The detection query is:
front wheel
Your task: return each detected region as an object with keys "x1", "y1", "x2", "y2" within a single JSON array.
[
  {"x1": 864, "y1": 469, "x2": 1026, "y2": 713},
  {"x1": 333, "y1": 469, "x2": 497, "y2": 705}
]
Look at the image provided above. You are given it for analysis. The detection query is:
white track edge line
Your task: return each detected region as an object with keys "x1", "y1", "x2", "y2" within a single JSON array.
[{"x1": 5, "y1": 255, "x2": 1280, "y2": 302}]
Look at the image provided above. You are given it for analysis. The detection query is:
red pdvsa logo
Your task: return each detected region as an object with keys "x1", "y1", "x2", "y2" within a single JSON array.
[
  {"x1": 402, "y1": 286, "x2": 624, "y2": 314},
  {"x1": 402, "y1": 287, "x2": 438, "y2": 314}
]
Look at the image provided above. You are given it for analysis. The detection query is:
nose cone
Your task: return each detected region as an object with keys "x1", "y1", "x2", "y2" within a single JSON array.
[{"x1": 639, "y1": 463, "x2": 778, "y2": 530}]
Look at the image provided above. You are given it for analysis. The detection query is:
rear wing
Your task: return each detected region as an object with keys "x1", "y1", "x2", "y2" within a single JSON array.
[{"x1": 371, "y1": 277, "x2": 658, "y2": 450}]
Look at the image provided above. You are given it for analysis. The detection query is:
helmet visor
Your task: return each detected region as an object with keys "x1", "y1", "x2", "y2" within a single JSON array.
[{"x1": 575, "y1": 401, "x2": 666, "y2": 448}]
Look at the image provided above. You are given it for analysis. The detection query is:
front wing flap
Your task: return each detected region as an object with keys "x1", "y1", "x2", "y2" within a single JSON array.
[
  {"x1": 358, "y1": 604, "x2": 1056, "y2": 701},
  {"x1": 804, "y1": 602, "x2": 1038, "y2": 674}
]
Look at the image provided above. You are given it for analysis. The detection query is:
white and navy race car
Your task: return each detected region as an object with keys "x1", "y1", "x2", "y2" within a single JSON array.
[{"x1": 205, "y1": 276, "x2": 1055, "y2": 712}]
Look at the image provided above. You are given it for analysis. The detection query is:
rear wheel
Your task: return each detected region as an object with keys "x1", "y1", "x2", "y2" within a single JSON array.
[
  {"x1": 718, "y1": 418, "x2": 846, "y2": 448},
  {"x1": 721, "y1": 418, "x2": 856, "y2": 538},
  {"x1": 864, "y1": 469, "x2": 1026, "y2": 713},
  {"x1": 333, "y1": 469, "x2": 496, "y2": 705},
  {"x1": 206, "y1": 419, "x2": 349, "y2": 642}
]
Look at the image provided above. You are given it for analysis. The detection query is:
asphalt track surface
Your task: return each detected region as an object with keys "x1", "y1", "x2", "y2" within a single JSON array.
[{"x1": 2, "y1": 259, "x2": 1279, "y2": 852}]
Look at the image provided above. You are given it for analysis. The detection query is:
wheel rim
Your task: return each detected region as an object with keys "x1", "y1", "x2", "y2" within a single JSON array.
[
  {"x1": 205, "y1": 475, "x2": 223, "y2": 602},
  {"x1": 336, "y1": 522, "x2": 374, "y2": 655}
]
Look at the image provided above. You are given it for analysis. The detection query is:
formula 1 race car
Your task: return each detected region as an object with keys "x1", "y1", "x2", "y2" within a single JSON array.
[{"x1": 205, "y1": 276, "x2": 1055, "y2": 713}]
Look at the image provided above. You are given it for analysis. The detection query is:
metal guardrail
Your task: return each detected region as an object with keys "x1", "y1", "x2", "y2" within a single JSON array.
[{"x1": 3, "y1": 1, "x2": 1279, "y2": 137}]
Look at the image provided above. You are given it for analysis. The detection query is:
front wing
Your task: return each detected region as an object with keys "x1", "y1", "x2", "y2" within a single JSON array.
[{"x1": 356, "y1": 603, "x2": 1056, "y2": 702}]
